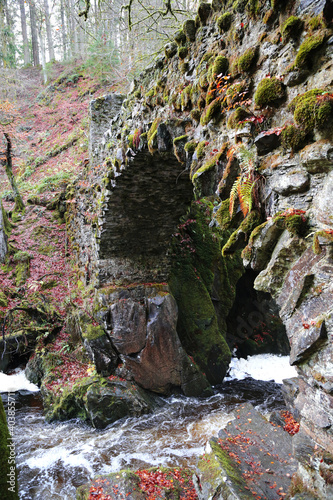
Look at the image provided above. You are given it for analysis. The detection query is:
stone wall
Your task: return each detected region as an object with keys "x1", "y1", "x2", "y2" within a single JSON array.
[{"x1": 67, "y1": 0, "x2": 333, "y2": 493}]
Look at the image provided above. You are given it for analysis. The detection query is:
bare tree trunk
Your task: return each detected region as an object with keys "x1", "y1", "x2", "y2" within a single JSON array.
[
  {"x1": 0, "y1": 2, "x2": 7, "y2": 67},
  {"x1": 38, "y1": 26, "x2": 48, "y2": 84},
  {"x1": 29, "y1": 0, "x2": 40, "y2": 66},
  {"x1": 69, "y1": 0, "x2": 78, "y2": 57},
  {"x1": 60, "y1": 0, "x2": 67, "y2": 60},
  {"x1": 43, "y1": 0, "x2": 55, "y2": 61},
  {"x1": 3, "y1": 133, "x2": 24, "y2": 213},
  {"x1": 19, "y1": 0, "x2": 30, "y2": 65}
]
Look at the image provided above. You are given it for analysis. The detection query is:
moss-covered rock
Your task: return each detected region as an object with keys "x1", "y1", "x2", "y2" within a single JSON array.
[
  {"x1": 200, "y1": 97, "x2": 222, "y2": 126},
  {"x1": 222, "y1": 210, "x2": 262, "y2": 256},
  {"x1": 254, "y1": 76, "x2": 286, "y2": 107},
  {"x1": 164, "y1": 42, "x2": 178, "y2": 58},
  {"x1": 0, "y1": 398, "x2": 19, "y2": 499},
  {"x1": 174, "y1": 29, "x2": 186, "y2": 46},
  {"x1": 183, "y1": 19, "x2": 196, "y2": 41},
  {"x1": 178, "y1": 45, "x2": 188, "y2": 59},
  {"x1": 294, "y1": 32, "x2": 326, "y2": 68},
  {"x1": 169, "y1": 201, "x2": 243, "y2": 384},
  {"x1": 212, "y1": 55, "x2": 229, "y2": 76},
  {"x1": 289, "y1": 89, "x2": 333, "y2": 133},
  {"x1": 281, "y1": 124, "x2": 307, "y2": 151},
  {"x1": 217, "y1": 12, "x2": 232, "y2": 32},
  {"x1": 281, "y1": 16, "x2": 303, "y2": 41},
  {"x1": 198, "y1": 2, "x2": 212, "y2": 25},
  {"x1": 237, "y1": 45, "x2": 258, "y2": 73},
  {"x1": 227, "y1": 106, "x2": 251, "y2": 128}
]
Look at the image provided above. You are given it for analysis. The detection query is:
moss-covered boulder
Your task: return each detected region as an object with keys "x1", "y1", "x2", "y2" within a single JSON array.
[
  {"x1": 169, "y1": 201, "x2": 243, "y2": 384},
  {"x1": 254, "y1": 77, "x2": 286, "y2": 107}
]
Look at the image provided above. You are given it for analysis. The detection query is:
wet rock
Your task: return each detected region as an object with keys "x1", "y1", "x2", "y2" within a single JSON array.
[
  {"x1": 284, "y1": 69, "x2": 310, "y2": 86},
  {"x1": 122, "y1": 293, "x2": 209, "y2": 395},
  {"x1": 77, "y1": 467, "x2": 197, "y2": 499},
  {"x1": 196, "y1": 403, "x2": 297, "y2": 500},
  {"x1": 300, "y1": 140, "x2": 333, "y2": 174},
  {"x1": 289, "y1": 320, "x2": 327, "y2": 365},
  {"x1": 109, "y1": 299, "x2": 147, "y2": 355},
  {"x1": 83, "y1": 333, "x2": 119, "y2": 376},
  {"x1": 254, "y1": 231, "x2": 307, "y2": 296},
  {"x1": 254, "y1": 130, "x2": 281, "y2": 156},
  {"x1": 312, "y1": 170, "x2": 333, "y2": 225},
  {"x1": 271, "y1": 169, "x2": 310, "y2": 196},
  {"x1": 84, "y1": 379, "x2": 156, "y2": 429},
  {"x1": 243, "y1": 218, "x2": 285, "y2": 271}
]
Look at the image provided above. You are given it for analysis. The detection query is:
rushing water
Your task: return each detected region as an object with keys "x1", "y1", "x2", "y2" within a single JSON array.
[{"x1": 0, "y1": 356, "x2": 297, "y2": 500}]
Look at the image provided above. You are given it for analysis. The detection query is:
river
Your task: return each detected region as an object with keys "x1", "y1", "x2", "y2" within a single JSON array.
[{"x1": 1, "y1": 355, "x2": 297, "y2": 500}]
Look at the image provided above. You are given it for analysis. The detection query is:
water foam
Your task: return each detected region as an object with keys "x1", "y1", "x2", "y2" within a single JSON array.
[
  {"x1": 226, "y1": 354, "x2": 297, "y2": 384},
  {"x1": 0, "y1": 369, "x2": 39, "y2": 393}
]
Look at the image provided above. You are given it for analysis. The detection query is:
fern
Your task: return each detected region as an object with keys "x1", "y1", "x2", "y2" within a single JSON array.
[
  {"x1": 238, "y1": 177, "x2": 256, "y2": 216},
  {"x1": 228, "y1": 145, "x2": 258, "y2": 217},
  {"x1": 229, "y1": 175, "x2": 241, "y2": 216}
]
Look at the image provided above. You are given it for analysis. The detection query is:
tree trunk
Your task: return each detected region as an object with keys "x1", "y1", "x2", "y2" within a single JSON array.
[
  {"x1": 3, "y1": 133, "x2": 24, "y2": 213},
  {"x1": 38, "y1": 26, "x2": 48, "y2": 84},
  {"x1": 43, "y1": 0, "x2": 55, "y2": 61},
  {"x1": 29, "y1": 0, "x2": 40, "y2": 66},
  {"x1": 60, "y1": 0, "x2": 67, "y2": 60},
  {"x1": 19, "y1": 0, "x2": 30, "y2": 65}
]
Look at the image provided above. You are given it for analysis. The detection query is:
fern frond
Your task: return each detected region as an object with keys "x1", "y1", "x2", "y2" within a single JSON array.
[
  {"x1": 238, "y1": 178, "x2": 256, "y2": 217},
  {"x1": 229, "y1": 175, "x2": 241, "y2": 216}
]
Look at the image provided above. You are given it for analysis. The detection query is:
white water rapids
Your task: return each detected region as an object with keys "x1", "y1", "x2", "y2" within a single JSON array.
[{"x1": 0, "y1": 355, "x2": 297, "y2": 500}]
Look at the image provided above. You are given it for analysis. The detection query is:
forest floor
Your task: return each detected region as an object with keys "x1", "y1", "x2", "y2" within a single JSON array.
[{"x1": 0, "y1": 62, "x2": 122, "y2": 385}]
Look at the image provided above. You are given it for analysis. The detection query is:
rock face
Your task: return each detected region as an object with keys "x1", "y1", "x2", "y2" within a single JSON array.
[
  {"x1": 96, "y1": 284, "x2": 211, "y2": 396},
  {"x1": 197, "y1": 403, "x2": 297, "y2": 500},
  {"x1": 67, "y1": 0, "x2": 333, "y2": 493}
]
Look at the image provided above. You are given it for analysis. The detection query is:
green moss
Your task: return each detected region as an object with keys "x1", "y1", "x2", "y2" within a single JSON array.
[
  {"x1": 294, "y1": 32, "x2": 326, "y2": 68},
  {"x1": 169, "y1": 201, "x2": 243, "y2": 383},
  {"x1": 217, "y1": 12, "x2": 232, "y2": 32},
  {"x1": 290, "y1": 89, "x2": 333, "y2": 132},
  {"x1": 174, "y1": 30, "x2": 186, "y2": 45},
  {"x1": 222, "y1": 211, "x2": 261, "y2": 256},
  {"x1": 212, "y1": 55, "x2": 229, "y2": 76},
  {"x1": 306, "y1": 15, "x2": 325, "y2": 31},
  {"x1": 200, "y1": 98, "x2": 222, "y2": 126},
  {"x1": 178, "y1": 46, "x2": 188, "y2": 59},
  {"x1": 181, "y1": 85, "x2": 192, "y2": 109},
  {"x1": 147, "y1": 118, "x2": 161, "y2": 143},
  {"x1": 195, "y1": 140, "x2": 207, "y2": 160},
  {"x1": 313, "y1": 230, "x2": 333, "y2": 255},
  {"x1": 0, "y1": 290, "x2": 8, "y2": 307},
  {"x1": 281, "y1": 124, "x2": 307, "y2": 151},
  {"x1": 0, "y1": 398, "x2": 19, "y2": 499},
  {"x1": 164, "y1": 42, "x2": 178, "y2": 58},
  {"x1": 82, "y1": 324, "x2": 105, "y2": 341},
  {"x1": 233, "y1": 0, "x2": 247, "y2": 12},
  {"x1": 179, "y1": 61, "x2": 189, "y2": 74},
  {"x1": 173, "y1": 135, "x2": 188, "y2": 145},
  {"x1": 238, "y1": 46, "x2": 258, "y2": 73},
  {"x1": 254, "y1": 77, "x2": 286, "y2": 107},
  {"x1": 184, "y1": 140, "x2": 197, "y2": 153},
  {"x1": 198, "y1": 2, "x2": 212, "y2": 25},
  {"x1": 281, "y1": 16, "x2": 303, "y2": 41},
  {"x1": 183, "y1": 19, "x2": 197, "y2": 42},
  {"x1": 192, "y1": 151, "x2": 221, "y2": 181},
  {"x1": 190, "y1": 108, "x2": 201, "y2": 122},
  {"x1": 227, "y1": 107, "x2": 250, "y2": 128},
  {"x1": 246, "y1": 0, "x2": 260, "y2": 17},
  {"x1": 1, "y1": 201, "x2": 12, "y2": 235},
  {"x1": 215, "y1": 199, "x2": 232, "y2": 229}
]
